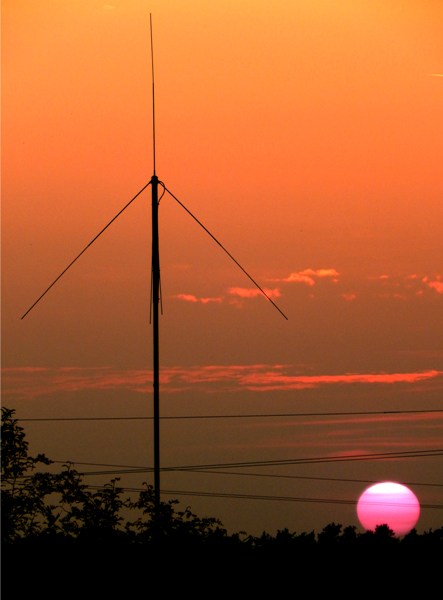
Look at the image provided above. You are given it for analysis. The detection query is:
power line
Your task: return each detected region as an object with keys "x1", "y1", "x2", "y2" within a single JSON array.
[
  {"x1": 17, "y1": 408, "x2": 443, "y2": 422},
  {"x1": 12, "y1": 453, "x2": 443, "y2": 514},
  {"x1": 50, "y1": 448, "x2": 443, "y2": 475},
  {"x1": 164, "y1": 449, "x2": 443, "y2": 472},
  {"x1": 60, "y1": 466, "x2": 443, "y2": 489},
  {"x1": 156, "y1": 489, "x2": 443, "y2": 510},
  {"x1": 64, "y1": 484, "x2": 443, "y2": 511}
]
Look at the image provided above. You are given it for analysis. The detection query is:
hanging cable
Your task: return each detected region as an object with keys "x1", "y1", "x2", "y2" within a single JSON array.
[
  {"x1": 18, "y1": 408, "x2": 443, "y2": 422},
  {"x1": 161, "y1": 182, "x2": 288, "y2": 320},
  {"x1": 21, "y1": 181, "x2": 152, "y2": 319},
  {"x1": 48, "y1": 448, "x2": 443, "y2": 475}
]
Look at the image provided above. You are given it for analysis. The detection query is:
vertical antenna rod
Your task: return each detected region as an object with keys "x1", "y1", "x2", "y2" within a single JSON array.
[
  {"x1": 150, "y1": 14, "x2": 160, "y2": 512},
  {"x1": 150, "y1": 13, "x2": 156, "y2": 176}
]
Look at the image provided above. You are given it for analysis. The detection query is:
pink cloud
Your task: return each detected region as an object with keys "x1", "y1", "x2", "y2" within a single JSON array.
[
  {"x1": 2, "y1": 365, "x2": 442, "y2": 400},
  {"x1": 228, "y1": 287, "x2": 281, "y2": 299},
  {"x1": 175, "y1": 294, "x2": 223, "y2": 304},
  {"x1": 174, "y1": 271, "x2": 443, "y2": 307},
  {"x1": 284, "y1": 412, "x2": 443, "y2": 428},
  {"x1": 240, "y1": 369, "x2": 442, "y2": 391},
  {"x1": 427, "y1": 279, "x2": 443, "y2": 294},
  {"x1": 176, "y1": 294, "x2": 199, "y2": 303},
  {"x1": 200, "y1": 297, "x2": 223, "y2": 304},
  {"x1": 369, "y1": 272, "x2": 443, "y2": 299},
  {"x1": 414, "y1": 273, "x2": 443, "y2": 295},
  {"x1": 1, "y1": 366, "x2": 152, "y2": 400},
  {"x1": 341, "y1": 292, "x2": 357, "y2": 302},
  {"x1": 280, "y1": 268, "x2": 340, "y2": 286}
]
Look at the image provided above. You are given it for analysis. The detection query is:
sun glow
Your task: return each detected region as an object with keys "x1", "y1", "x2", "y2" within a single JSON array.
[{"x1": 357, "y1": 482, "x2": 420, "y2": 536}]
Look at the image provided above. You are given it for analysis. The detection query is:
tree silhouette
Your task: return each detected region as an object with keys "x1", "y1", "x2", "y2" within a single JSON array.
[
  {"x1": 2, "y1": 404, "x2": 442, "y2": 583},
  {"x1": 1, "y1": 407, "x2": 53, "y2": 542}
]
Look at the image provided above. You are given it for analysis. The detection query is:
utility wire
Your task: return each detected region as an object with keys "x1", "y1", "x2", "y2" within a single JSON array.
[
  {"x1": 50, "y1": 448, "x2": 443, "y2": 475},
  {"x1": 20, "y1": 181, "x2": 152, "y2": 319},
  {"x1": 43, "y1": 483, "x2": 443, "y2": 511},
  {"x1": 152, "y1": 489, "x2": 443, "y2": 510},
  {"x1": 16, "y1": 452, "x2": 441, "y2": 511},
  {"x1": 60, "y1": 466, "x2": 443, "y2": 489},
  {"x1": 162, "y1": 449, "x2": 443, "y2": 472},
  {"x1": 17, "y1": 408, "x2": 443, "y2": 422}
]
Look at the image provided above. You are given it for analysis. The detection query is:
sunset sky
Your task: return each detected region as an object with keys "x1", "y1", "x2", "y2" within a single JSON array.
[{"x1": 2, "y1": 0, "x2": 443, "y2": 536}]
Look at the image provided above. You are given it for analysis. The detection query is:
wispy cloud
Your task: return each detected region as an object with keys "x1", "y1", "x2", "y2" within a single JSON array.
[
  {"x1": 242, "y1": 413, "x2": 443, "y2": 451},
  {"x1": 423, "y1": 276, "x2": 443, "y2": 294},
  {"x1": 239, "y1": 368, "x2": 442, "y2": 391},
  {"x1": 2, "y1": 365, "x2": 442, "y2": 400},
  {"x1": 173, "y1": 270, "x2": 443, "y2": 308},
  {"x1": 277, "y1": 268, "x2": 340, "y2": 286},
  {"x1": 228, "y1": 287, "x2": 281, "y2": 299},
  {"x1": 370, "y1": 272, "x2": 443, "y2": 299},
  {"x1": 175, "y1": 294, "x2": 223, "y2": 304},
  {"x1": 174, "y1": 288, "x2": 281, "y2": 306},
  {"x1": 341, "y1": 292, "x2": 357, "y2": 302}
]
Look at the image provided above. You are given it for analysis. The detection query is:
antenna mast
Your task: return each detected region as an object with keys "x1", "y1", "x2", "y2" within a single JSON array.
[
  {"x1": 150, "y1": 13, "x2": 161, "y2": 511},
  {"x1": 20, "y1": 13, "x2": 288, "y2": 522}
]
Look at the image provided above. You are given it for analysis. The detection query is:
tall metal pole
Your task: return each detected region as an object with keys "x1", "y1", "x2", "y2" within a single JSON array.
[{"x1": 151, "y1": 173, "x2": 160, "y2": 510}]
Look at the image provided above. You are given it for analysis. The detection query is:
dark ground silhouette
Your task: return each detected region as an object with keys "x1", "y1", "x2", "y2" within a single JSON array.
[{"x1": 2, "y1": 407, "x2": 442, "y2": 595}]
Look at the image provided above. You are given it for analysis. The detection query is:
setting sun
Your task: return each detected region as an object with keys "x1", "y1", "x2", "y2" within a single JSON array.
[{"x1": 357, "y1": 482, "x2": 421, "y2": 536}]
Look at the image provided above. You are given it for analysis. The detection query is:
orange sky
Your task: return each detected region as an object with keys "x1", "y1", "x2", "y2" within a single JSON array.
[{"x1": 2, "y1": 0, "x2": 443, "y2": 536}]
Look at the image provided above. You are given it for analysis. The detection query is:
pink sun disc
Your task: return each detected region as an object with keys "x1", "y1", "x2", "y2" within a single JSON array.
[{"x1": 357, "y1": 481, "x2": 420, "y2": 536}]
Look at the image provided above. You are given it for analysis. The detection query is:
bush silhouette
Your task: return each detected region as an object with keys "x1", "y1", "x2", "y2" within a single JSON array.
[{"x1": 2, "y1": 406, "x2": 442, "y2": 595}]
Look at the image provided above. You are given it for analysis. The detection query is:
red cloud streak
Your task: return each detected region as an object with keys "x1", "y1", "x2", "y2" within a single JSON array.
[{"x1": 2, "y1": 366, "x2": 442, "y2": 400}]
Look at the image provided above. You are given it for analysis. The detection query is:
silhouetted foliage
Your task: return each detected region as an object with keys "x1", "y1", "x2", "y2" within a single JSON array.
[
  {"x1": 1, "y1": 407, "x2": 53, "y2": 542},
  {"x1": 2, "y1": 406, "x2": 443, "y2": 595}
]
